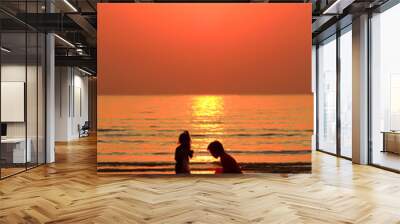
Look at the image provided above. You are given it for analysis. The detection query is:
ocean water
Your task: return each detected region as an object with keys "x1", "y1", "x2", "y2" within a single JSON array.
[{"x1": 97, "y1": 95, "x2": 313, "y2": 174}]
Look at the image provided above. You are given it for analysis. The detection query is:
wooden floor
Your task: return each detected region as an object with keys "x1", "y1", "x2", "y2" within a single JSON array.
[{"x1": 1, "y1": 137, "x2": 400, "y2": 224}]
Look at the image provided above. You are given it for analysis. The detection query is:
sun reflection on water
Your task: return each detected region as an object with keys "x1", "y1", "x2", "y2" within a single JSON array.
[
  {"x1": 191, "y1": 95, "x2": 224, "y2": 118},
  {"x1": 191, "y1": 96, "x2": 225, "y2": 162}
]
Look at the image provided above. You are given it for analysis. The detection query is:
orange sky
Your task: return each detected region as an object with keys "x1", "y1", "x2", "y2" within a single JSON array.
[{"x1": 98, "y1": 3, "x2": 311, "y2": 95}]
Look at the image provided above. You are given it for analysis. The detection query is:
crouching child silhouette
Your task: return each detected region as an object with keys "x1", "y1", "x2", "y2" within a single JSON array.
[{"x1": 207, "y1": 140, "x2": 242, "y2": 174}]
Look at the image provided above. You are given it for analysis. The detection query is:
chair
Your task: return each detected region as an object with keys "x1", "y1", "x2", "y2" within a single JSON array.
[{"x1": 79, "y1": 121, "x2": 90, "y2": 138}]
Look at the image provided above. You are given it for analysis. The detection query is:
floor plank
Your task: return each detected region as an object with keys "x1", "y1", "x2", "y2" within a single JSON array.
[{"x1": 0, "y1": 136, "x2": 400, "y2": 223}]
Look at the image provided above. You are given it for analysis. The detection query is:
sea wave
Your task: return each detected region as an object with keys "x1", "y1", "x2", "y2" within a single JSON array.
[
  {"x1": 97, "y1": 162, "x2": 312, "y2": 173},
  {"x1": 99, "y1": 132, "x2": 310, "y2": 138},
  {"x1": 97, "y1": 161, "x2": 311, "y2": 167},
  {"x1": 98, "y1": 149, "x2": 310, "y2": 156}
]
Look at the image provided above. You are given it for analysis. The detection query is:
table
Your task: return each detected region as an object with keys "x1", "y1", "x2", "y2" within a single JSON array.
[{"x1": 382, "y1": 131, "x2": 400, "y2": 154}]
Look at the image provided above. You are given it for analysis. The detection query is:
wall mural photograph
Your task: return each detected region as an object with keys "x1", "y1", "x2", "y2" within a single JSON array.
[{"x1": 97, "y1": 3, "x2": 312, "y2": 174}]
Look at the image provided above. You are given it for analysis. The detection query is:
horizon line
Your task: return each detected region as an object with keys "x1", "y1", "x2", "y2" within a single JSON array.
[{"x1": 97, "y1": 93, "x2": 313, "y2": 96}]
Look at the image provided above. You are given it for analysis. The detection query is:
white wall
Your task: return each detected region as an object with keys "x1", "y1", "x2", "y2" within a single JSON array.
[
  {"x1": 55, "y1": 66, "x2": 70, "y2": 141},
  {"x1": 72, "y1": 72, "x2": 89, "y2": 137},
  {"x1": 1, "y1": 65, "x2": 39, "y2": 138},
  {"x1": 55, "y1": 67, "x2": 89, "y2": 141},
  {"x1": 1, "y1": 63, "x2": 46, "y2": 164}
]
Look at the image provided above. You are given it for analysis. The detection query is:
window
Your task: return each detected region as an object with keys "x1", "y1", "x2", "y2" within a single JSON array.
[
  {"x1": 0, "y1": 1, "x2": 46, "y2": 179},
  {"x1": 339, "y1": 27, "x2": 352, "y2": 158},
  {"x1": 317, "y1": 35, "x2": 337, "y2": 154},
  {"x1": 370, "y1": 3, "x2": 400, "y2": 171}
]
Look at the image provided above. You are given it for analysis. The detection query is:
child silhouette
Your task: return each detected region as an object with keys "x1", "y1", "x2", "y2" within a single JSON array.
[
  {"x1": 175, "y1": 131, "x2": 194, "y2": 174},
  {"x1": 207, "y1": 140, "x2": 242, "y2": 174}
]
